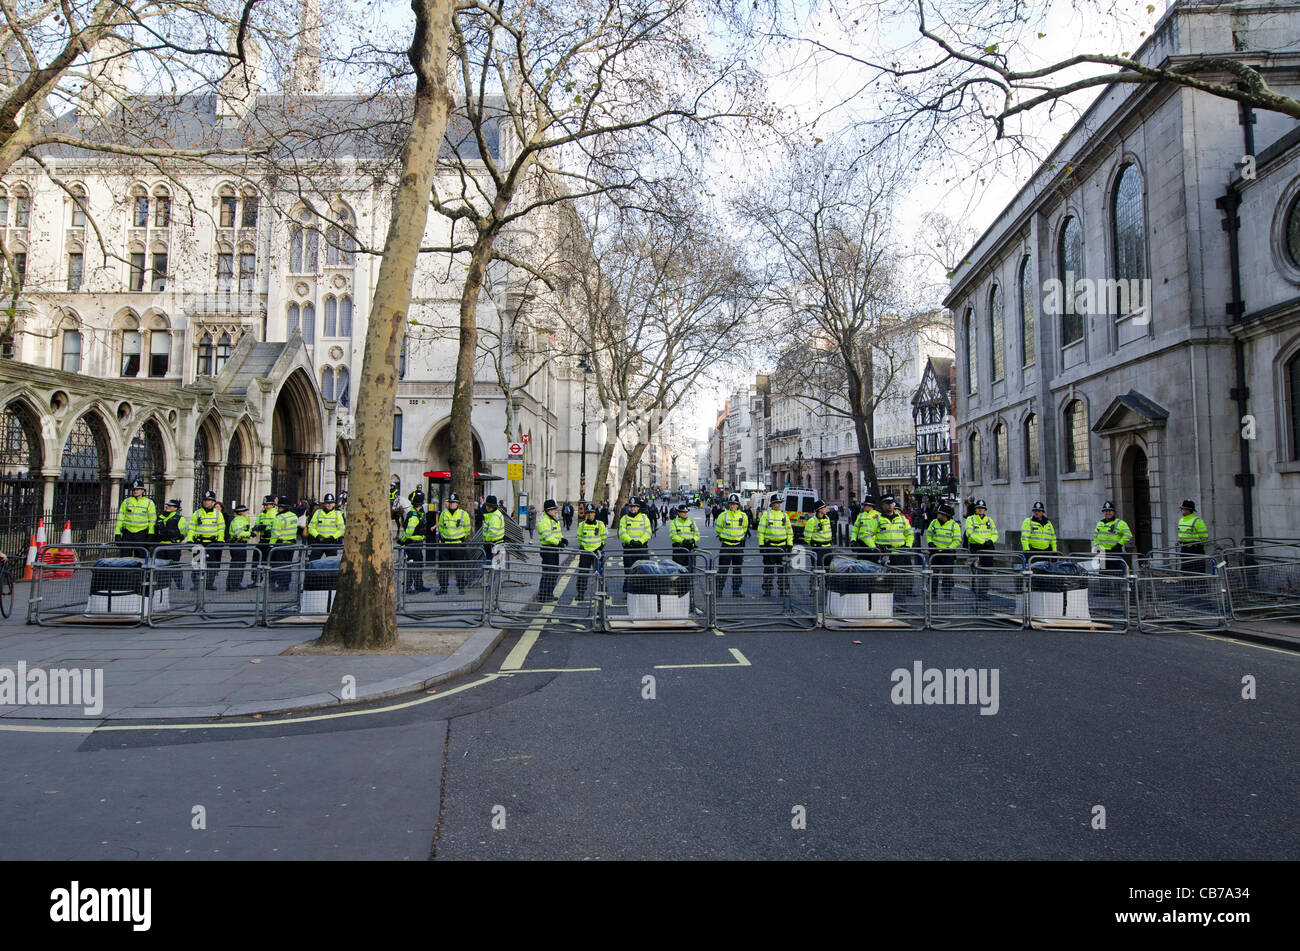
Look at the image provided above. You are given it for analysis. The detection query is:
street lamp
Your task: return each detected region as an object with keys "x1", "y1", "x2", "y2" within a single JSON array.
[
  {"x1": 793, "y1": 447, "x2": 805, "y2": 488},
  {"x1": 577, "y1": 355, "x2": 592, "y2": 500}
]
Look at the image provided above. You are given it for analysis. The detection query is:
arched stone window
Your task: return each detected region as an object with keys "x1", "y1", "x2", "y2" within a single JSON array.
[
  {"x1": 215, "y1": 332, "x2": 232, "y2": 373},
  {"x1": 1019, "y1": 255, "x2": 1035, "y2": 367},
  {"x1": 989, "y1": 284, "x2": 1005, "y2": 382},
  {"x1": 965, "y1": 307, "x2": 977, "y2": 395},
  {"x1": 993, "y1": 422, "x2": 1007, "y2": 479},
  {"x1": 153, "y1": 186, "x2": 171, "y2": 228},
  {"x1": 325, "y1": 205, "x2": 357, "y2": 267},
  {"x1": 336, "y1": 367, "x2": 350, "y2": 408},
  {"x1": 339, "y1": 295, "x2": 353, "y2": 337},
  {"x1": 323, "y1": 295, "x2": 337, "y2": 336},
  {"x1": 1064, "y1": 399, "x2": 1090, "y2": 473},
  {"x1": 287, "y1": 302, "x2": 300, "y2": 335},
  {"x1": 131, "y1": 185, "x2": 149, "y2": 228},
  {"x1": 1286, "y1": 350, "x2": 1300, "y2": 461},
  {"x1": 197, "y1": 333, "x2": 213, "y2": 375},
  {"x1": 1059, "y1": 216, "x2": 1084, "y2": 347},
  {"x1": 1112, "y1": 163, "x2": 1147, "y2": 315},
  {"x1": 968, "y1": 432, "x2": 981, "y2": 483},
  {"x1": 1024, "y1": 413, "x2": 1039, "y2": 477},
  {"x1": 12, "y1": 185, "x2": 30, "y2": 228},
  {"x1": 301, "y1": 301, "x2": 316, "y2": 342},
  {"x1": 321, "y1": 366, "x2": 334, "y2": 401},
  {"x1": 70, "y1": 185, "x2": 88, "y2": 227},
  {"x1": 289, "y1": 209, "x2": 318, "y2": 273}
]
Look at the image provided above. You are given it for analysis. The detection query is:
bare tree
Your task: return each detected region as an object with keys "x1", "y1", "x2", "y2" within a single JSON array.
[
  {"x1": 742, "y1": 137, "x2": 946, "y2": 499},
  {"x1": 427, "y1": 0, "x2": 760, "y2": 504},
  {"x1": 318, "y1": 0, "x2": 455, "y2": 649}
]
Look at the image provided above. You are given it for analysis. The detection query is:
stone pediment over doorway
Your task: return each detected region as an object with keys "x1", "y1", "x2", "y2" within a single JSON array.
[{"x1": 1092, "y1": 390, "x2": 1170, "y2": 436}]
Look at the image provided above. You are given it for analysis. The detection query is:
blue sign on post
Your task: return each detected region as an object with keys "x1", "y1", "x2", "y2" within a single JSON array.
[{"x1": 518, "y1": 493, "x2": 528, "y2": 521}]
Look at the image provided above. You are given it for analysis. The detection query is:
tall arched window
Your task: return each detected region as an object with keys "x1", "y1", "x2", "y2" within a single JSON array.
[
  {"x1": 1112, "y1": 162, "x2": 1147, "y2": 317},
  {"x1": 339, "y1": 295, "x2": 353, "y2": 337},
  {"x1": 323, "y1": 296, "x2": 337, "y2": 337},
  {"x1": 1024, "y1": 413, "x2": 1039, "y2": 477},
  {"x1": 149, "y1": 324, "x2": 170, "y2": 377},
  {"x1": 197, "y1": 333, "x2": 213, "y2": 375},
  {"x1": 61, "y1": 328, "x2": 82, "y2": 373},
  {"x1": 70, "y1": 185, "x2": 87, "y2": 227},
  {"x1": 131, "y1": 186, "x2": 148, "y2": 228},
  {"x1": 153, "y1": 187, "x2": 171, "y2": 228},
  {"x1": 321, "y1": 366, "x2": 334, "y2": 400},
  {"x1": 1019, "y1": 255, "x2": 1035, "y2": 366},
  {"x1": 968, "y1": 432, "x2": 981, "y2": 483},
  {"x1": 325, "y1": 207, "x2": 357, "y2": 267},
  {"x1": 301, "y1": 302, "x2": 316, "y2": 342},
  {"x1": 965, "y1": 308, "x2": 977, "y2": 395},
  {"x1": 121, "y1": 327, "x2": 141, "y2": 377},
  {"x1": 336, "y1": 367, "x2": 350, "y2": 408},
  {"x1": 989, "y1": 284, "x2": 1005, "y2": 381},
  {"x1": 1064, "y1": 400, "x2": 1089, "y2": 473},
  {"x1": 13, "y1": 185, "x2": 29, "y2": 227},
  {"x1": 215, "y1": 333, "x2": 232, "y2": 373},
  {"x1": 1059, "y1": 216, "x2": 1084, "y2": 346},
  {"x1": 287, "y1": 302, "x2": 300, "y2": 335},
  {"x1": 993, "y1": 422, "x2": 1007, "y2": 479},
  {"x1": 289, "y1": 210, "x2": 318, "y2": 273},
  {"x1": 392, "y1": 410, "x2": 403, "y2": 452},
  {"x1": 1287, "y1": 353, "x2": 1300, "y2": 461}
]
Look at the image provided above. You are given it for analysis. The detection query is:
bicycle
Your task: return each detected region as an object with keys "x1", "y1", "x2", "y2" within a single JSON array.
[{"x1": 0, "y1": 555, "x2": 13, "y2": 619}]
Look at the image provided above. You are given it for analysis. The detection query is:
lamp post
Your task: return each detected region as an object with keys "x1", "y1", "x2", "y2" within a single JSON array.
[
  {"x1": 793, "y1": 447, "x2": 805, "y2": 488},
  {"x1": 577, "y1": 355, "x2": 592, "y2": 500}
]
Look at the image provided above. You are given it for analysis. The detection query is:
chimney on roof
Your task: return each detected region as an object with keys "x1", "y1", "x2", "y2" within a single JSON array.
[
  {"x1": 78, "y1": 34, "x2": 130, "y2": 118},
  {"x1": 290, "y1": 0, "x2": 322, "y2": 95},
  {"x1": 217, "y1": 26, "x2": 262, "y2": 124}
]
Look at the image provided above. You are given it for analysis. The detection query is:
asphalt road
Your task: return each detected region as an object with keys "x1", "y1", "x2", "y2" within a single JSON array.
[{"x1": 1, "y1": 513, "x2": 1296, "y2": 861}]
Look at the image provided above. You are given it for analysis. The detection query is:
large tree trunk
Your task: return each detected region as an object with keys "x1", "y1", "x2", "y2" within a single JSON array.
[
  {"x1": 318, "y1": 0, "x2": 453, "y2": 649},
  {"x1": 844, "y1": 360, "x2": 880, "y2": 500},
  {"x1": 449, "y1": 235, "x2": 492, "y2": 504},
  {"x1": 589, "y1": 404, "x2": 618, "y2": 503},
  {"x1": 614, "y1": 441, "x2": 647, "y2": 511}
]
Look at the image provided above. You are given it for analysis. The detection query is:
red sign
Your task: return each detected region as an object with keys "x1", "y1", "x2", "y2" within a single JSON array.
[
  {"x1": 522, "y1": 434, "x2": 530, "y2": 444},
  {"x1": 508, "y1": 443, "x2": 523, "y2": 457}
]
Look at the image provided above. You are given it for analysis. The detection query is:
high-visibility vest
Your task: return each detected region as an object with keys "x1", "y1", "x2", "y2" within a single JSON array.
[
  {"x1": 228, "y1": 515, "x2": 252, "y2": 542},
  {"x1": 256, "y1": 508, "x2": 277, "y2": 539},
  {"x1": 403, "y1": 509, "x2": 426, "y2": 542},
  {"x1": 578, "y1": 519, "x2": 607, "y2": 551},
  {"x1": 715, "y1": 509, "x2": 748, "y2": 544},
  {"x1": 964, "y1": 513, "x2": 998, "y2": 545},
  {"x1": 1094, "y1": 518, "x2": 1133, "y2": 550},
  {"x1": 187, "y1": 507, "x2": 225, "y2": 542},
  {"x1": 618, "y1": 513, "x2": 651, "y2": 544},
  {"x1": 438, "y1": 507, "x2": 472, "y2": 542},
  {"x1": 538, "y1": 513, "x2": 564, "y2": 546},
  {"x1": 874, "y1": 513, "x2": 910, "y2": 548},
  {"x1": 156, "y1": 512, "x2": 187, "y2": 544},
  {"x1": 482, "y1": 509, "x2": 505, "y2": 543},
  {"x1": 1020, "y1": 517, "x2": 1057, "y2": 551},
  {"x1": 308, "y1": 508, "x2": 345, "y2": 540},
  {"x1": 272, "y1": 511, "x2": 300, "y2": 544},
  {"x1": 1178, "y1": 514, "x2": 1209, "y2": 545},
  {"x1": 804, "y1": 514, "x2": 833, "y2": 545},
  {"x1": 669, "y1": 516, "x2": 699, "y2": 544},
  {"x1": 115, "y1": 496, "x2": 156, "y2": 535},
  {"x1": 925, "y1": 517, "x2": 962, "y2": 549},
  {"x1": 758, "y1": 509, "x2": 793, "y2": 546},
  {"x1": 853, "y1": 510, "x2": 878, "y2": 546}
]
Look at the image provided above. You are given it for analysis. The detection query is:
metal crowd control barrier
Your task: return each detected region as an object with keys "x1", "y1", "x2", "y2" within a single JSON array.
[
  {"x1": 926, "y1": 550, "x2": 1028, "y2": 631},
  {"x1": 600, "y1": 549, "x2": 713, "y2": 632},
  {"x1": 397, "y1": 543, "x2": 489, "y2": 627},
  {"x1": 1133, "y1": 554, "x2": 1228, "y2": 634},
  {"x1": 145, "y1": 544, "x2": 263, "y2": 627},
  {"x1": 28, "y1": 543, "x2": 150, "y2": 625},
  {"x1": 489, "y1": 544, "x2": 598, "y2": 632},
  {"x1": 1027, "y1": 554, "x2": 1130, "y2": 633},
  {"x1": 1218, "y1": 542, "x2": 1300, "y2": 622},
  {"x1": 819, "y1": 547, "x2": 927, "y2": 630},
  {"x1": 711, "y1": 543, "x2": 818, "y2": 631},
  {"x1": 263, "y1": 546, "x2": 341, "y2": 625}
]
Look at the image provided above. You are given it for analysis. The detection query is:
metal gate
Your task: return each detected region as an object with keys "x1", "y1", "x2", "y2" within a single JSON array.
[
  {"x1": 28, "y1": 543, "x2": 150, "y2": 625},
  {"x1": 1218, "y1": 542, "x2": 1300, "y2": 622},
  {"x1": 820, "y1": 547, "x2": 927, "y2": 630},
  {"x1": 926, "y1": 550, "x2": 1028, "y2": 630},
  {"x1": 1027, "y1": 554, "x2": 1130, "y2": 633},
  {"x1": 1134, "y1": 552, "x2": 1227, "y2": 634},
  {"x1": 600, "y1": 549, "x2": 712, "y2": 632},
  {"x1": 147, "y1": 544, "x2": 263, "y2": 627},
  {"x1": 488, "y1": 544, "x2": 596, "y2": 632},
  {"x1": 711, "y1": 543, "x2": 818, "y2": 631},
  {"x1": 398, "y1": 543, "x2": 489, "y2": 627}
]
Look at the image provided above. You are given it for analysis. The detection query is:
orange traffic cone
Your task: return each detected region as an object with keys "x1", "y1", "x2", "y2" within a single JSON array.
[
  {"x1": 23, "y1": 531, "x2": 36, "y2": 580},
  {"x1": 59, "y1": 520, "x2": 72, "y2": 545},
  {"x1": 35, "y1": 517, "x2": 45, "y2": 546}
]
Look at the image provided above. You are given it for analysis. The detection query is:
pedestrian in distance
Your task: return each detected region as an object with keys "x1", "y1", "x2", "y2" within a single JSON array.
[
  {"x1": 714, "y1": 493, "x2": 749, "y2": 597},
  {"x1": 562, "y1": 499, "x2": 574, "y2": 531}
]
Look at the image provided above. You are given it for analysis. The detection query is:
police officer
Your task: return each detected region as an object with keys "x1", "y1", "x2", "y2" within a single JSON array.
[
  {"x1": 402, "y1": 490, "x2": 430, "y2": 593},
  {"x1": 852, "y1": 496, "x2": 879, "y2": 555},
  {"x1": 1094, "y1": 501, "x2": 1134, "y2": 575},
  {"x1": 804, "y1": 499, "x2": 834, "y2": 566},
  {"x1": 270, "y1": 495, "x2": 301, "y2": 591},
  {"x1": 575, "y1": 502, "x2": 606, "y2": 600},
  {"x1": 114, "y1": 479, "x2": 156, "y2": 558},
  {"x1": 618, "y1": 498, "x2": 652, "y2": 581},
  {"x1": 669, "y1": 504, "x2": 700, "y2": 569},
  {"x1": 155, "y1": 498, "x2": 188, "y2": 590},
  {"x1": 1020, "y1": 501, "x2": 1057, "y2": 555},
  {"x1": 873, "y1": 496, "x2": 910, "y2": 556},
  {"x1": 307, "y1": 493, "x2": 346, "y2": 558},
  {"x1": 715, "y1": 493, "x2": 749, "y2": 597},
  {"x1": 757, "y1": 496, "x2": 793, "y2": 598},
  {"x1": 254, "y1": 495, "x2": 278, "y2": 583},
  {"x1": 964, "y1": 498, "x2": 998, "y2": 597},
  {"x1": 225, "y1": 503, "x2": 253, "y2": 591},
  {"x1": 437, "y1": 492, "x2": 474, "y2": 595},
  {"x1": 537, "y1": 499, "x2": 567, "y2": 602},
  {"x1": 480, "y1": 495, "x2": 506, "y2": 568},
  {"x1": 924, "y1": 503, "x2": 962, "y2": 598},
  {"x1": 1177, "y1": 499, "x2": 1210, "y2": 572},
  {"x1": 187, "y1": 490, "x2": 226, "y2": 590}
]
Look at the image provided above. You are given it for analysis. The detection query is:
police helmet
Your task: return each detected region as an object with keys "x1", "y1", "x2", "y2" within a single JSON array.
[
  {"x1": 1180, "y1": 499, "x2": 1196, "y2": 512},
  {"x1": 938, "y1": 504, "x2": 954, "y2": 517},
  {"x1": 166, "y1": 498, "x2": 182, "y2": 509},
  {"x1": 323, "y1": 493, "x2": 336, "y2": 504},
  {"x1": 1102, "y1": 500, "x2": 1116, "y2": 512},
  {"x1": 545, "y1": 499, "x2": 559, "y2": 512},
  {"x1": 728, "y1": 493, "x2": 740, "y2": 504},
  {"x1": 263, "y1": 495, "x2": 277, "y2": 506},
  {"x1": 975, "y1": 498, "x2": 987, "y2": 509},
  {"x1": 277, "y1": 495, "x2": 291, "y2": 507},
  {"x1": 814, "y1": 499, "x2": 826, "y2": 511},
  {"x1": 202, "y1": 489, "x2": 217, "y2": 502},
  {"x1": 862, "y1": 495, "x2": 877, "y2": 507},
  {"x1": 130, "y1": 479, "x2": 145, "y2": 491},
  {"x1": 677, "y1": 505, "x2": 689, "y2": 514},
  {"x1": 448, "y1": 493, "x2": 460, "y2": 504},
  {"x1": 880, "y1": 495, "x2": 896, "y2": 505},
  {"x1": 410, "y1": 490, "x2": 425, "y2": 507},
  {"x1": 485, "y1": 495, "x2": 498, "y2": 507},
  {"x1": 1032, "y1": 501, "x2": 1045, "y2": 512},
  {"x1": 234, "y1": 503, "x2": 249, "y2": 513}
]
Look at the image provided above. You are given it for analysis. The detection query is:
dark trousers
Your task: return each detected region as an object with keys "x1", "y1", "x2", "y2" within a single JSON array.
[
  {"x1": 257, "y1": 542, "x2": 271, "y2": 582},
  {"x1": 309, "y1": 540, "x2": 339, "y2": 559},
  {"x1": 405, "y1": 541, "x2": 426, "y2": 591},
  {"x1": 1179, "y1": 543, "x2": 1208, "y2": 574},
  {"x1": 271, "y1": 545, "x2": 297, "y2": 591},
  {"x1": 226, "y1": 545, "x2": 249, "y2": 591},
  {"x1": 438, "y1": 544, "x2": 472, "y2": 592},
  {"x1": 118, "y1": 530, "x2": 152, "y2": 560},
  {"x1": 576, "y1": 549, "x2": 599, "y2": 598},
  {"x1": 809, "y1": 543, "x2": 833, "y2": 568},
  {"x1": 539, "y1": 546, "x2": 561, "y2": 599},
  {"x1": 671, "y1": 541, "x2": 696, "y2": 569},
  {"x1": 930, "y1": 548, "x2": 956, "y2": 596},
  {"x1": 717, "y1": 545, "x2": 744, "y2": 592},
  {"x1": 1099, "y1": 547, "x2": 1128, "y2": 577},
  {"x1": 968, "y1": 540, "x2": 995, "y2": 595},
  {"x1": 193, "y1": 538, "x2": 222, "y2": 589},
  {"x1": 761, "y1": 545, "x2": 789, "y2": 594}
]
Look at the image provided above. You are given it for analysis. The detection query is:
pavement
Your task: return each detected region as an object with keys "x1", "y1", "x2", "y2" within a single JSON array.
[{"x1": 0, "y1": 582, "x2": 503, "y2": 721}]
